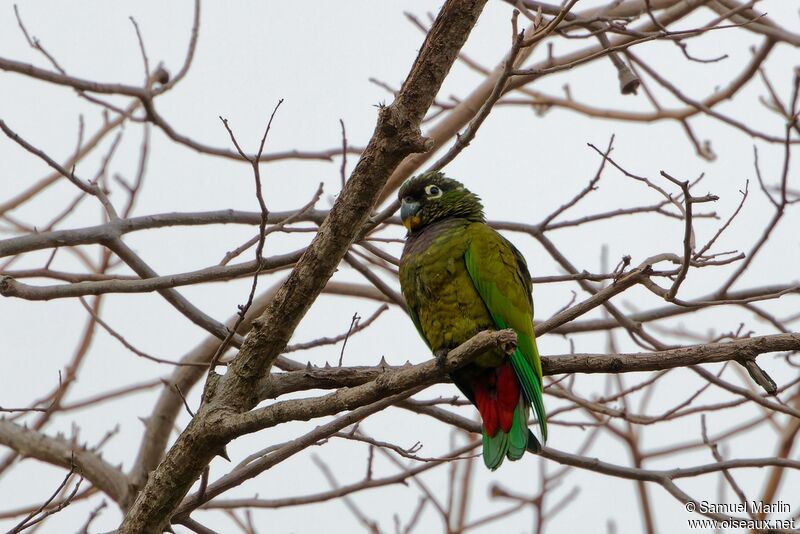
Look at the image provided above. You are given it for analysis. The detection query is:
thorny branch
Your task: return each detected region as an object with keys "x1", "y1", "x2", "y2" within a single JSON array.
[{"x1": 2, "y1": 0, "x2": 799, "y2": 532}]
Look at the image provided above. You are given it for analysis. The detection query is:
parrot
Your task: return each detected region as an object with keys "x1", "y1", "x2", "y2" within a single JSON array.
[{"x1": 398, "y1": 172, "x2": 547, "y2": 470}]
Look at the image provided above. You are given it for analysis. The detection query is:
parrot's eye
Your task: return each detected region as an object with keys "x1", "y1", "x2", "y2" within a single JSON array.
[
  {"x1": 403, "y1": 195, "x2": 414, "y2": 204},
  {"x1": 425, "y1": 185, "x2": 442, "y2": 198}
]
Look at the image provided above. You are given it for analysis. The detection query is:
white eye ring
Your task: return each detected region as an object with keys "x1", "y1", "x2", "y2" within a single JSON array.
[{"x1": 425, "y1": 184, "x2": 442, "y2": 198}]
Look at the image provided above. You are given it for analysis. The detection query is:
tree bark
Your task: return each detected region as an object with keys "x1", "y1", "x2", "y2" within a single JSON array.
[{"x1": 117, "y1": 1, "x2": 488, "y2": 531}]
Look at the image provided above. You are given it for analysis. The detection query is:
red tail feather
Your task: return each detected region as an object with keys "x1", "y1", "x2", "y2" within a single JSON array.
[{"x1": 472, "y1": 362, "x2": 521, "y2": 436}]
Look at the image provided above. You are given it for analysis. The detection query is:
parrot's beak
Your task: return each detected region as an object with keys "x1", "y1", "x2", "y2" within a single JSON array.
[{"x1": 400, "y1": 200, "x2": 422, "y2": 231}]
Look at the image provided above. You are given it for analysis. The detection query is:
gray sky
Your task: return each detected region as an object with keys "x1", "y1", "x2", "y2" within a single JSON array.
[{"x1": 2, "y1": 1, "x2": 799, "y2": 532}]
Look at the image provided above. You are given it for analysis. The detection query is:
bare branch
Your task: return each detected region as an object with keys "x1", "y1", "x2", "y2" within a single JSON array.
[{"x1": 0, "y1": 420, "x2": 129, "y2": 507}]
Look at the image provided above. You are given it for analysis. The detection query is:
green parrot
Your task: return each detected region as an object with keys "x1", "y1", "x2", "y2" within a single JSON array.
[{"x1": 398, "y1": 172, "x2": 547, "y2": 470}]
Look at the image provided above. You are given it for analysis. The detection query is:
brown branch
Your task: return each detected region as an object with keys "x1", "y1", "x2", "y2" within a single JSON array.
[
  {"x1": 77, "y1": 297, "x2": 208, "y2": 367},
  {"x1": 708, "y1": 0, "x2": 800, "y2": 46},
  {"x1": 0, "y1": 487, "x2": 98, "y2": 521},
  {"x1": 173, "y1": 388, "x2": 430, "y2": 519},
  {"x1": 8, "y1": 466, "x2": 81, "y2": 534},
  {"x1": 0, "y1": 118, "x2": 110, "y2": 200},
  {"x1": 545, "y1": 333, "x2": 800, "y2": 376},
  {"x1": 0, "y1": 250, "x2": 301, "y2": 299},
  {"x1": 549, "y1": 283, "x2": 800, "y2": 334},
  {"x1": 690, "y1": 366, "x2": 798, "y2": 418},
  {"x1": 0, "y1": 420, "x2": 129, "y2": 507},
  {"x1": 118, "y1": 3, "x2": 489, "y2": 530},
  {"x1": 377, "y1": 0, "x2": 709, "y2": 202},
  {"x1": 0, "y1": 266, "x2": 110, "y2": 478},
  {"x1": 129, "y1": 279, "x2": 289, "y2": 491},
  {"x1": 0, "y1": 28, "x2": 363, "y2": 165},
  {"x1": 209, "y1": 101, "x2": 283, "y2": 370},
  {"x1": 426, "y1": 9, "x2": 529, "y2": 171},
  {"x1": 628, "y1": 51, "x2": 793, "y2": 144},
  {"x1": 717, "y1": 79, "x2": 798, "y2": 294},
  {"x1": 228, "y1": 329, "x2": 516, "y2": 437},
  {"x1": 0, "y1": 208, "x2": 326, "y2": 258},
  {"x1": 540, "y1": 446, "x2": 800, "y2": 529},
  {"x1": 0, "y1": 101, "x2": 138, "y2": 217},
  {"x1": 657, "y1": 170, "x2": 719, "y2": 300},
  {"x1": 284, "y1": 304, "x2": 389, "y2": 354},
  {"x1": 219, "y1": 183, "x2": 324, "y2": 266},
  {"x1": 536, "y1": 266, "x2": 651, "y2": 336},
  {"x1": 344, "y1": 252, "x2": 405, "y2": 307},
  {"x1": 199, "y1": 443, "x2": 476, "y2": 511},
  {"x1": 59, "y1": 379, "x2": 161, "y2": 412},
  {"x1": 312, "y1": 455, "x2": 381, "y2": 532},
  {"x1": 253, "y1": 333, "x2": 800, "y2": 405}
]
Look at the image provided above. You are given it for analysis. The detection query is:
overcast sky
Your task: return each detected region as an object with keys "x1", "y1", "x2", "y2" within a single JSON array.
[{"x1": 2, "y1": 1, "x2": 799, "y2": 532}]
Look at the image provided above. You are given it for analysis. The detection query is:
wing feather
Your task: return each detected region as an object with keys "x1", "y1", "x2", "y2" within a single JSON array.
[{"x1": 464, "y1": 224, "x2": 548, "y2": 444}]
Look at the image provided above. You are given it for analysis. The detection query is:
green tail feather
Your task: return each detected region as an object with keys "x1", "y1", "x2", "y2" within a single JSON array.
[
  {"x1": 482, "y1": 398, "x2": 530, "y2": 469},
  {"x1": 526, "y1": 430, "x2": 542, "y2": 453},
  {"x1": 506, "y1": 398, "x2": 529, "y2": 461},
  {"x1": 509, "y1": 344, "x2": 547, "y2": 446},
  {"x1": 479, "y1": 344, "x2": 547, "y2": 467},
  {"x1": 482, "y1": 428, "x2": 508, "y2": 470},
  {"x1": 463, "y1": 242, "x2": 548, "y2": 459},
  {"x1": 490, "y1": 317, "x2": 548, "y2": 448}
]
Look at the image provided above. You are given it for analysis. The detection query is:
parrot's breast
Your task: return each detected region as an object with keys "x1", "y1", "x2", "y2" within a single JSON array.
[{"x1": 400, "y1": 218, "x2": 500, "y2": 366}]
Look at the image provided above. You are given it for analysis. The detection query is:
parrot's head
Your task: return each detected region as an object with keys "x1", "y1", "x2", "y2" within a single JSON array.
[{"x1": 398, "y1": 172, "x2": 484, "y2": 234}]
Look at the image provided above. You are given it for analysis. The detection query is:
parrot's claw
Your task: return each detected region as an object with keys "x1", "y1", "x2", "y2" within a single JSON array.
[{"x1": 434, "y1": 349, "x2": 449, "y2": 368}]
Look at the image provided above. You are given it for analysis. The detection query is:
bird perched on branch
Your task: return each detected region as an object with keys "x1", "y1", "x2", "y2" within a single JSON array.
[{"x1": 398, "y1": 172, "x2": 547, "y2": 470}]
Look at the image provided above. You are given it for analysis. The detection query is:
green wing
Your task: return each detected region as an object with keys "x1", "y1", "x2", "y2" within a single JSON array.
[{"x1": 464, "y1": 223, "x2": 547, "y2": 446}]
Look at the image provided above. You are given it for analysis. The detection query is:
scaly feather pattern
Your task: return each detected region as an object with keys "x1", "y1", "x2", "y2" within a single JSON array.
[{"x1": 398, "y1": 172, "x2": 547, "y2": 470}]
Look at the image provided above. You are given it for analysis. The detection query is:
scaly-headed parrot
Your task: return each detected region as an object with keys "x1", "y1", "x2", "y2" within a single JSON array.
[{"x1": 398, "y1": 172, "x2": 547, "y2": 470}]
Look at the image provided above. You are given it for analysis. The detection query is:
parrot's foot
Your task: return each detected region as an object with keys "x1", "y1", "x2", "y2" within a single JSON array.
[{"x1": 434, "y1": 349, "x2": 449, "y2": 368}]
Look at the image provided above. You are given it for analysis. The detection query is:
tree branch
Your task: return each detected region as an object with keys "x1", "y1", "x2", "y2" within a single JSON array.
[
  {"x1": 0, "y1": 420, "x2": 129, "y2": 508},
  {"x1": 118, "y1": 2, "x2": 489, "y2": 530}
]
